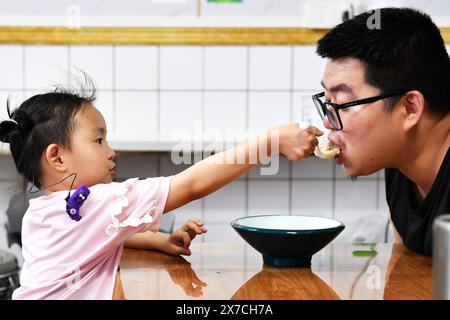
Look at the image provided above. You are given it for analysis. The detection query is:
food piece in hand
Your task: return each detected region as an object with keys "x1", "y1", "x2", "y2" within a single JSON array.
[{"x1": 314, "y1": 140, "x2": 340, "y2": 159}]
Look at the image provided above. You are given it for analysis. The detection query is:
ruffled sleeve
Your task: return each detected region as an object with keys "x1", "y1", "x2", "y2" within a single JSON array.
[{"x1": 86, "y1": 176, "x2": 171, "y2": 241}]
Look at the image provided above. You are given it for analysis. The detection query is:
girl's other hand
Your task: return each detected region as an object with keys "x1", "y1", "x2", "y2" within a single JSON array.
[{"x1": 165, "y1": 219, "x2": 207, "y2": 256}]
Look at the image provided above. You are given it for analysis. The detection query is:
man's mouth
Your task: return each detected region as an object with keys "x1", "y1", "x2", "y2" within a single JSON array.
[
  {"x1": 326, "y1": 139, "x2": 344, "y2": 164},
  {"x1": 327, "y1": 135, "x2": 343, "y2": 152},
  {"x1": 314, "y1": 140, "x2": 341, "y2": 159}
]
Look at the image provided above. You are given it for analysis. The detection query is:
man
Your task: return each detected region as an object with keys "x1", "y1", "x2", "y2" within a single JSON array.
[{"x1": 314, "y1": 7, "x2": 450, "y2": 255}]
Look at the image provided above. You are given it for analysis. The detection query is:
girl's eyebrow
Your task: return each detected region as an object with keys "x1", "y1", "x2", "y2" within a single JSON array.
[{"x1": 93, "y1": 127, "x2": 107, "y2": 135}]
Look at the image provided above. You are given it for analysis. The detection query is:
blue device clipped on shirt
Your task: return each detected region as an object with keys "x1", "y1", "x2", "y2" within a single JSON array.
[{"x1": 65, "y1": 184, "x2": 90, "y2": 221}]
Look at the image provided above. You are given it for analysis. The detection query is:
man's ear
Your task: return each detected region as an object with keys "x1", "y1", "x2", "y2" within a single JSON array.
[
  {"x1": 401, "y1": 90, "x2": 426, "y2": 131},
  {"x1": 44, "y1": 143, "x2": 67, "y2": 172}
]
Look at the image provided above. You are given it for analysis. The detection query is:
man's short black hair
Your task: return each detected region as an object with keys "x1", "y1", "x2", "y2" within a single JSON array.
[{"x1": 317, "y1": 7, "x2": 450, "y2": 116}]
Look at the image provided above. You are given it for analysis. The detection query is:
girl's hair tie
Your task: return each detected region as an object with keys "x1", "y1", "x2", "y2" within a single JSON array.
[{"x1": 5, "y1": 119, "x2": 19, "y2": 126}]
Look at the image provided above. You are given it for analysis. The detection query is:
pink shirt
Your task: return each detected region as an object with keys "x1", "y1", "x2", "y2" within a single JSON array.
[{"x1": 12, "y1": 176, "x2": 171, "y2": 300}]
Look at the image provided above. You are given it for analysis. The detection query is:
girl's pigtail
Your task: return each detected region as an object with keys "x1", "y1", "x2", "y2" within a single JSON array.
[{"x1": 0, "y1": 98, "x2": 35, "y2": 182}]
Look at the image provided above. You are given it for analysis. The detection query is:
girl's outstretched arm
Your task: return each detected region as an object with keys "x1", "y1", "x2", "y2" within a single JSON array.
[{"x1": 164, "y1": 123, "x2": 322, "y2": 213}]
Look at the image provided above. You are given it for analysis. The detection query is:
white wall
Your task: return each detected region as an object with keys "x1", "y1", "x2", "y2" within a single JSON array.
[{"x1": 1, "y1": 43, "x2": 449, "y2": 261}]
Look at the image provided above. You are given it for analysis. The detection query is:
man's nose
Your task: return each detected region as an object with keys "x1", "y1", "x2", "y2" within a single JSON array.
[{"x1": 323, "y1": 116, "x2": 333, "y2": 130}]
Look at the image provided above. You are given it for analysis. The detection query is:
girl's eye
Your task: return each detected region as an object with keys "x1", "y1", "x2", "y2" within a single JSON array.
[{"x1": 96, "y1": 138, "x2": 103, "y2": 144}]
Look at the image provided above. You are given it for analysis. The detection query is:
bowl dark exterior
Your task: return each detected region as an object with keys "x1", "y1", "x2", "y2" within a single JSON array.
[{"x1": 231, "y1": 215, "x2": 345, "y2": 268}]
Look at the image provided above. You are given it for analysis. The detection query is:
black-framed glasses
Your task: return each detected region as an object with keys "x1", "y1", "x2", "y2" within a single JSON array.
[{"x1": 312, "y1": 91, "x2": 408, "y2": 130}]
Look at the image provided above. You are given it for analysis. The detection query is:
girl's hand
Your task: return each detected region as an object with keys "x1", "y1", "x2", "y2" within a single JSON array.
[
  {"x1": 163, "y1": 219, "x2": 207, "y2": 256},
  {"x1": 274, "y1": 123, "x2": 323, "y2": 161}
]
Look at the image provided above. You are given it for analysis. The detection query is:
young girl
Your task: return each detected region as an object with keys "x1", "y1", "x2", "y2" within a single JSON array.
[{"x1": 0, "y1": 85, "x2": 321, "y2": 300}]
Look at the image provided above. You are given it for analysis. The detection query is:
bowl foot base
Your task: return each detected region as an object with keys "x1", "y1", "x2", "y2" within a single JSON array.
[{"x1": 263, "y1": 255, "x2": 312, "y2": 268}]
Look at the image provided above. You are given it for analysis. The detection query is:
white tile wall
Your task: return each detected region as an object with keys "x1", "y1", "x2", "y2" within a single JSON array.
[
  {"x1": 23, "y1": 90, "x2": 46, "y2": 101},
  {"x1": 248, "y1": 180, "x2": 290, "y2": 215},
  {"x1": 293, "y1": 45, "x2": 327, "y2": 90},
  {"x1": 203, "y1": 180, "x2": 246, "y2": 224},
  {"x1": 24, "y1": 45, "x2": 69, "y2": 89},
  {"x1": 203, "y1": 91, "x2": 246, "y2": 135},
  {"x1": 94, "y1": 91, "x2": 115, "y2": 140},
  {"x1": 292, "y1": 91, "x2": 325, "y2": 129},
  {"x1": 249, "y1": 46, "x2": 291, "y2": 90},
  {"x1": 160, "y1": 46, "x2": 202, "y2": 90},
  {"x1": 292, "y1": 156, "x2": 333, "y2": 178},
  {"x1": 115, "y1": 91, "x2": 158, "y2": 141},
  {"x1": 0, "y1": 91, "x2": 25, "y2": 120},
  {"x1": 334, "y1": 180, "x2": 379, "y2": 222},
  {"x1": 248, "y1": 155, "x2": 290, "y2": 179},
  {"x1": 115, "y1": 46, "x2": 158, "y2": 90},
  {"x1": 172, "y1": 198, "x2": 203, "y2": 227},
  {"x1": 70, "y1": 46, "x2": 114, "y2": 90},
  {"x1": 159, "y1": 91, "x2": 202, "y2": 141},
  {"x1": 291, "y1": 181, "x2": 333, "y2": 218},
  {"x1": 204, "y1": 46, "x2": 247, "y2": 90},
  {"x1": 248, "y1": 92, "x2": 291, "y2": 132},
  {"x1": 0, "y1": 45, "x2": 23, "y2": 89}
]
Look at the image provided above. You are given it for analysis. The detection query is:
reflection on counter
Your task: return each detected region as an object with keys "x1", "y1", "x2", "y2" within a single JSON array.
[{"x1": 119, "y1": 243, "x2": 432, "y2": 300}]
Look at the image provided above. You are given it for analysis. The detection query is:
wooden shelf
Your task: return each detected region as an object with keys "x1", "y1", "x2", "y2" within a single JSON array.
[{"x1": 0, "y1": 26, "x2": 332, "y2": 45}]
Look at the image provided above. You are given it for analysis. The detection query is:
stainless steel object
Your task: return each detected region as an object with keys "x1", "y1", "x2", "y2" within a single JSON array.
[{"x1": 433, "y1": 214, "x2": 450, "y2": 300}]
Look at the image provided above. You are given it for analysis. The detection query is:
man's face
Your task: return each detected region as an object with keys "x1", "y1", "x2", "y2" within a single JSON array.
[{"x1": 321, "y1": 57, "x2": 403, "y2": 176}]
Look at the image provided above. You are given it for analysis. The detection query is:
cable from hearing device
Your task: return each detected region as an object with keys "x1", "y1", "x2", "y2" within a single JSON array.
[{"x1": 29, "y1": 173, "x2": 90, "y2": 221}]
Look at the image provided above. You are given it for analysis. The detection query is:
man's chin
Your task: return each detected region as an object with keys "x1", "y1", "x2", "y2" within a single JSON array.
[
  {"x1": 342, "y1": 164, "x2": 378, "y2": 178},
  {"x1": 340, "y1": 160, "x2": 361, "y2": 175}
]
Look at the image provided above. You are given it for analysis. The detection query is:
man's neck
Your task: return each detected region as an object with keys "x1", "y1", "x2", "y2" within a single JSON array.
[{"x1": 398, "y1": 113, "x2": 450, "y2": 201}]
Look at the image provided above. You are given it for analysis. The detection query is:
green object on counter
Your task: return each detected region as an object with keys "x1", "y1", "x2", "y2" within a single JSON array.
[
  {"x1": 352, "y1": 250, "x2": 377, "y2": 257},
  {"x1": 352, "y1": 243, "x2": 377, "y2": 257}
]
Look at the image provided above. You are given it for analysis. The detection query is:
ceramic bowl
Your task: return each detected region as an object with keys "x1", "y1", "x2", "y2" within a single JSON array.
[{"x1": 231, "y1": 215, "x2": 345, "y2": 267}]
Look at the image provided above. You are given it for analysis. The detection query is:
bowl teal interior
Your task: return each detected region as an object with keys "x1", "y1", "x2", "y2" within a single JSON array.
[{"x1": 231, "y1": 215, "x2": 345, "y2": 268}]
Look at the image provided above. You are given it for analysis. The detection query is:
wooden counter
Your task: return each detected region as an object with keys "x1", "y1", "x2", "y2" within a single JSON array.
[{"x1": 118, "y1": 242, "x2": 432, "y2": 300}]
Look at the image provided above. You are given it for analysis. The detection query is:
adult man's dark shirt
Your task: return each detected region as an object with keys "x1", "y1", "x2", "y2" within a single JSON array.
[{"x1": 386, "y1": 146, "x2": 450, "y2": 255}]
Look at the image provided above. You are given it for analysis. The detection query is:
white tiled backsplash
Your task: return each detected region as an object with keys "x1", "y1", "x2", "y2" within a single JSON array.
[
  {"x1": 0, "y1": 44, "x2": 329, "y2": 145},
  {"x1": 3, "y1": 43, "x2": 448, "y2": 258}
]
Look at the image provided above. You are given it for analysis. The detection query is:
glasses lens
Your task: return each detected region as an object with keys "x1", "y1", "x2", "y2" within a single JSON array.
[
  {"x1": 325, "y1": 104, "x2": 341, "y2": 130},
  {"x1": 313, "y1": 97, "x2": 325, "y2": 120}
]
